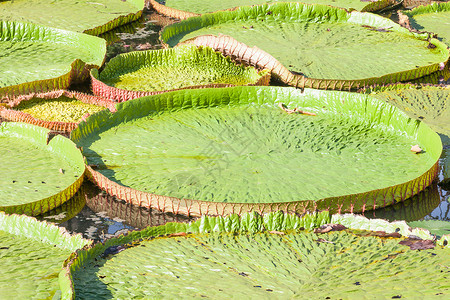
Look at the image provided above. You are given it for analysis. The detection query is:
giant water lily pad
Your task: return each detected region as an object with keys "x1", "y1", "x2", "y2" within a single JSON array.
[
  {"x1": 92, "y1": 45, "x2": 270, "y2": 102},
  {"x1": 0, "y1": 122, "x2": 85, "y2": 215},
  {"x1": 149, "y1": 0, "x2": 400, "y2": 19},
  {"x1": 400, "y1": 2, "x2": 450, "y2": 47},
  {"x1": 0, "y1": 212, "x2": 90, "y2": 299},
  {"x1": 0, "y1": 90, "x2": 115, "y2": 132},
  {"x1": 161, "y1": 3, "x2": 449, "y2": 90},
  {"x1": 0, "y1": 21, "x2": 106, "y2": 98},
  {"x1": 71, "y1": 86, "x2": 442, "y2": 216},
  {"x1": 62, "y1": 212, "x2": 449, "y2": 299},
  {"x1": 0, "y1": 0, "x2": 145, "y2": 35}
]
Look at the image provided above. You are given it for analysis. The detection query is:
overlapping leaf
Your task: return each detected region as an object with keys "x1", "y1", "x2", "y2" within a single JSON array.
[
  {"x1": 400, "y1": 2, "x2": 450, "y2": 46},
  {"x1": 149, "y1": 0, "x2": 400, "y2": 19},
  {"x1": 408, "y1": 220, "x2": 450, "y2": 238},
  {"x1": 92, "y1": 45, "x2": 270, "y2": 101},
  {"x1": 366, "y1": 84, "x2": 450, "y2": 136}
]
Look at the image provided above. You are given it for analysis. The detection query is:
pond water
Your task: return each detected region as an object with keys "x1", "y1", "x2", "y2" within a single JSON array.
[{"x1": 2, "y1": 9, "x2": 450, "y2": 242}]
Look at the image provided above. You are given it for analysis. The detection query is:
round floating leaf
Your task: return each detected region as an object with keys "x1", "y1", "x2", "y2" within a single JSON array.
[
  {"x1": 161, "y1": 2, "x2": 449, "y2": 90},
  {"x1": 0, "y1": 122, "x2": 86, "y2": 216},
  {"x1": 63, "y1": 212, "x2": 449, "y2": 299},
  {"x1": 0, "y1": 0, "x2": 145, "y2": 35},
  {"x1": 71, "y1": 86, "x2": 442, "y2": 216},
  {"x1": 0, "y1": 212, "x2": 90, "y2": 299},
  {"x1": 149, "y1": 0, "x2": 400, "y2": 19},
  {"x1": 0, "y1": 90, "x2": 115, "y2": 132},
  {"x1": 0, "y1": 21, "x2": 106, "y2": 98},
  {"x1": 400, "y1": 2, "x2": 450, "y2": 47},
  {"x1": 91, "y1": 45, "x2": 270, "y2": 102}
]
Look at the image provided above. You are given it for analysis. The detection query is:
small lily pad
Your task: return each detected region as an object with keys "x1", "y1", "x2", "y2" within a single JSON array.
[
  {"x1": 92, "y1": 45, "x2": 270, "y2": 102},
  {"x1": 0, "y1": 90, "x2": 115, "y2": 132},
  {"x1": 0, "y1": 122, "x2": 85, "y2": 215}
]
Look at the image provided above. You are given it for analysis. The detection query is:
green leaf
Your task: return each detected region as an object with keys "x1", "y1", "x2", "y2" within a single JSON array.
[
  {"x1": 401, "y1": 2, "x2": 450, "y2": 47},
  {"x1": 0, "y1": 21, "x2": 106, "y2": 98},
  {"x1": 149, "y1": 0, "x2": 400, "y2": 19},
  {"x1": 71, "y1": 86, "x2": 442, "y2": 216},
  {"x1": 408, "y1": 220, "x2": 450, "y2": 238},
  {"x1": 160, "y1": 2, "x2": 449, "y2": 89},
  {"x1": 0, "y1": 212, "x2": 90, "y2": 299},
  {"x1": 64, "y1": 213, "x2": 449, "y2": 299},
  {"x1": 0, "y1": 0, "x2": 145, "y2": 35},
  {"x1": 0, "y1": 122, "x2": 86, "y2": 216},
  {"x1": 368, "y1": 84, "x2": 450, "y2": 136},
  {"x1": 92, "y1": 45, "x2": 270, "y2": 101}
]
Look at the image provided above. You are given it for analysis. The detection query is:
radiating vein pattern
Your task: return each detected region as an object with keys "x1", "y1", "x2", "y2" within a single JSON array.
[
  {"x1": 73, "y1": 231, "x2": 450, "y2": 298},
  {"x1": 82, "y1": 105, "x2": 432, "y2": 203}
]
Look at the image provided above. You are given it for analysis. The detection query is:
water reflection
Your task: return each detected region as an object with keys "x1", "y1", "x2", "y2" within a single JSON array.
[
  {"x1": 363, "y1": 183, "x2": 444, "y2": 222},
  {"x1": 84, "y1": 182, "x2": 193, "y2": 229},
  {"x1": 37, "y1": 187, "x2": 86, "y2": 224},
  {"x1": 48, "y1": 182, "x2": 193, "y2": 242}
]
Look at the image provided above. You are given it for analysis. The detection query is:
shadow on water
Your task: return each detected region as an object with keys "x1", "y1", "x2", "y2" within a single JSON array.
[
  {"x1": 363, "y1": 183, "x2": 445, "y2": 222},
  {"x1": 42, "y1": 181, "x2": 193, "y2": 242}
]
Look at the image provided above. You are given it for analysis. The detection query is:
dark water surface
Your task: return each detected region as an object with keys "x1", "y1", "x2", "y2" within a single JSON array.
[{"x1": 3, "y1": 10, "x2": 450, "y2": 241}]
